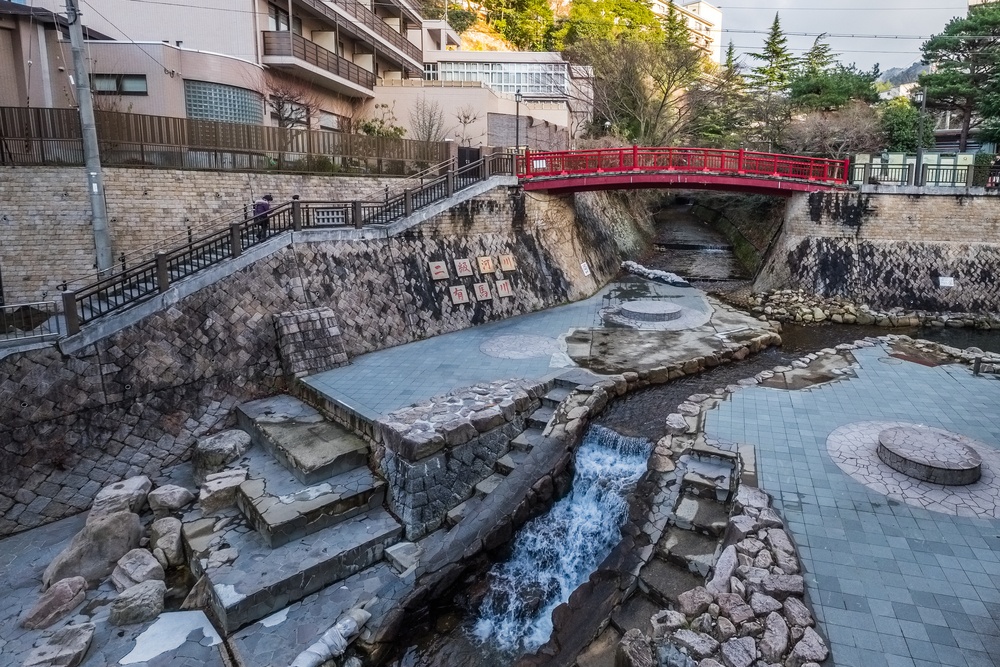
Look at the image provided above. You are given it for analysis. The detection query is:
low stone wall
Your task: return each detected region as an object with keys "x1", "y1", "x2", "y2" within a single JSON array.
[
  {"x1": 0, "y1": 187, "x2": 649, "y2": 537},
  {"x1": 757, "y1": 190, "x2": 1000, "y2": 312},
  {"x1": 375, "y1": 379, "x2": 548, "y2": 540}
]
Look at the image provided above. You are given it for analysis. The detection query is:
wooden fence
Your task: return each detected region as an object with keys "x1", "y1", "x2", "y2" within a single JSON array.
[{"x1": 0, "y1": 106, "x2": 450, "y2": 174}]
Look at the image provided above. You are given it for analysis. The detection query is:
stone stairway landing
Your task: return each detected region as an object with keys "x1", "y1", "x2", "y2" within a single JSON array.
[{"x1": 237, "y1": 394, "x2": 369, "y2": 485}]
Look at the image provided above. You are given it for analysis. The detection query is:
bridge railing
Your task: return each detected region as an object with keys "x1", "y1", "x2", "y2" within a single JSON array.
[{"x1": 517, "y1": 146, "x2": 850, "y2": 185}]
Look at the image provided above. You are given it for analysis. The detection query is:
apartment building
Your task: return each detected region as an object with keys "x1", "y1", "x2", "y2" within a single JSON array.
[{"x1": 649, "y1": 0, "x2": 722, "y2": 65}]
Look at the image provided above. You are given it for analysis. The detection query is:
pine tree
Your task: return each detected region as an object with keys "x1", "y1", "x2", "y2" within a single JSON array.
[
  {"x1": 747, "y1": 13, "x2": 795, "y2": 94},
  {"x1": 801, "y1": 34, "x2": 836, "y2": 76},
  {"x1": 663, "y1": 2, "x2": 690, "y2": 47},
  {"x1": 724, "y1": 41, "x2": 737, "y2": 72}
]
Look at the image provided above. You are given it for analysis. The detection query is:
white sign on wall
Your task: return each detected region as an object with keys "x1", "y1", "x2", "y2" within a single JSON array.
[
  {"x1": 581, "y1": 262, "x2": 591, "y2": 276},
  {"x1": 939, "y1": 276, "x2": 955, "y2": 288}
]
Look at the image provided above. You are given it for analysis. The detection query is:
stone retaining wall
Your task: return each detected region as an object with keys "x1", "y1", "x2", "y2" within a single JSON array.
[
  {"x1": 0, "y1": 187, "x2": 649, "y2": 537},
  {"x1": 757, "y1": 190, "x2": 1000, "y2": 312}
]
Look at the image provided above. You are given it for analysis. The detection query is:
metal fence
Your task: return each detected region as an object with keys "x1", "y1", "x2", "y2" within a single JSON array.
[
  {"x1": 0, "y1": 106, "x2": 450, "y2": 174},
  {"x1": 0, "y1": 301, "x2": 61, "y2": 345},
  {"x1": 849, "y1": 163, "x2": 984, "y2": 187},
  {"x1": 60, "y1": 153, "x2": 515, "y2": 334}
]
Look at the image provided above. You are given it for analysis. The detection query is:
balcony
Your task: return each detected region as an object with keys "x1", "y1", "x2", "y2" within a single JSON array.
[
  {"x1": 262, "y1": 31, "x2": 376, "y2": 95},
  {"x1": 297, "y1": 0, "x2": 422, "y2": 73}
]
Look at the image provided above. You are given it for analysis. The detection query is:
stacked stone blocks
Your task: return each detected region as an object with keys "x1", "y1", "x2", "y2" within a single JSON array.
[{"x1": 273, "y1": 307, "x2": 349, "y2": 378}]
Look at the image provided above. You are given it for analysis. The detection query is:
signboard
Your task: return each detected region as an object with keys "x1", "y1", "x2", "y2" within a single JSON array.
[
  {"x1": 581, "y1": 262, "x2": 591, "y2": 276},
  {"x1": 477, "y1": 256, "x2": 496, "y2": 274},
  {"x1": 449, "y1": 285, "x2": 470, "y2": 304},
  {"x1": 496, "y1": 279, "x2": 513, "y2": 298},
  {"x1": 499, "y1": 254, "x2": 517, "y2": 272},
  {"x1": 939, "y1": 276, "x2": 955, "y2": 288},
  {"x1": 474, "y1": 282, "x2": 493, "y2": 301},
  {"x1": 454, "y1": 258, "x2": 474, "y2": 277},
  {"x1": 428, "y1": 261, "x2": 449, "y2": 280}
]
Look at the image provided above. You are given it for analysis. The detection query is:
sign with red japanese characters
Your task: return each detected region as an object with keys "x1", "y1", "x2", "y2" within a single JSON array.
[
  {"x1": 496, "y1": 279, "x2": 513, "y2": 298},
  {"x1": 499, "y1": 254, "x2": 517, "y2": 272},
  {"x1": 477, "y1": 256, "x2": 496, "y2": 274},
  {"x1": 428, "y1": 261, "x2": 449, "y2": 280},
  {"x1": 449, "y1": 285, "x2": 470, "y2": 304},
  {"x1": 454, "y1": 258, "x2": 474, "y2": 277},
  {"x1": 474, "y1": 282, "x2": 493, "y2": 301}
]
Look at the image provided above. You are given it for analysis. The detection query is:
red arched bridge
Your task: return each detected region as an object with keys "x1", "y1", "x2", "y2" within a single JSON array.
[{"x1": 515, "y1": 146, "x2": 851, "y2": 195}]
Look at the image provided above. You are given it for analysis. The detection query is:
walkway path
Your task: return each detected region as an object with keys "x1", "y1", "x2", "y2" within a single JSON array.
[{"x1": 708, "y1": 345, "x2": 1000, "y2": 667}]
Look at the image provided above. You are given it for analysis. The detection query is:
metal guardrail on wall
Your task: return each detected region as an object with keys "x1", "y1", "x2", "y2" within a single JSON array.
[
  {"x1": 848, "y1": 163, "x2": 990, "y2": 187},
  {"x1": 0, "y1": 106, "x2": 449, "y2": 173},
  {"x1": 60, "y1": 153, "x2": 514, "y2": 335},
  {"x1": 1, "y1": 301, "x2": 61, "y2": 345}
]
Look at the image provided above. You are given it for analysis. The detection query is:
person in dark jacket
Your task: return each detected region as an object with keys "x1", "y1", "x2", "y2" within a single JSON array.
[{"x1": 254, "y1": 194, "x2": 273, "y2": 241}]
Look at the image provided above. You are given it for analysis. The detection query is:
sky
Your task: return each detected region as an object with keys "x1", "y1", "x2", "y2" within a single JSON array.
[{"x1": 715, "y1": 0, "x2": 970, "y2": 73}]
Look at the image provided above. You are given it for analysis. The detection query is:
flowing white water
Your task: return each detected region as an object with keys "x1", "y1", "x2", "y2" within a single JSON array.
[{"x1": 472, "y1": 425, "x2": 651, "y2": 653}]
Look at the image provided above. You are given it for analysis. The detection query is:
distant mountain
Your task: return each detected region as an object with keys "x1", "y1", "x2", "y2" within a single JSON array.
[{"x1": 878, "y1": 62, "x2": 930, "y2": 86}]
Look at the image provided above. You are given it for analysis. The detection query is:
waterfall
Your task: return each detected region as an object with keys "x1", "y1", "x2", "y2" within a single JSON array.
[{"x1": 472, "y1": 425, "x2": 651, "y2": 654}]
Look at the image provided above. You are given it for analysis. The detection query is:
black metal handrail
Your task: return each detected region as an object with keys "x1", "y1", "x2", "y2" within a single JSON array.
[{"x1": 61, "y1": 154, "x2": 515, "y2": 335}]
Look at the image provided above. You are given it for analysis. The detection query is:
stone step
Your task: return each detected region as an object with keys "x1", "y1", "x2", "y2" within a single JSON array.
[
  {"x1": 671, "y1": 492, "x2": 730, "y2": 538},
  {"x1": 511, "y1": 427, "x2": 546, "y2": 452},
  {"x1": 237, "y1": 394, "x2": 369, "y2": 485},
  {"x1": 235, "y1": 446, "x2": 385, "y2": 548},
  {"x1": 552, "y1": 368, "x2": 603, "y2": 390},
  {"x1": 474, "y1": 473, "x2": 505, "y2": 499},
  {"x1": 527, "y1": 405, "x2": 555, "y2": 430},
  {"x1": 495, "y1": 448, "x2": 531, "y2": 475},
  {"x1": 541, "y1": 385, "x2": 573, "y2": 409},
  {"x1": 677, "y1": 452, "x2": 737, "y2": 503},
  {"x1": 638, "y1": 556, "x2": 704, "y2": 608},
  {"x1": 186, "y1": 507, "x2": 402, "y2": 634},
  {"x1": 656, "y1": 525, "x2": 720, "y2": 577}
]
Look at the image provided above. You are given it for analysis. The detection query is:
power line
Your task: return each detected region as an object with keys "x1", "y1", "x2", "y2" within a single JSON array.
[
  {"x1": 723, "y1": 28, "x2": 931, "y2": 40},
  {"x1": 80, "y1": 0, "x2": 177, "y2": 75},
  {"x1": 718, "y1": 5, "x2": 965, "y2": 10}
]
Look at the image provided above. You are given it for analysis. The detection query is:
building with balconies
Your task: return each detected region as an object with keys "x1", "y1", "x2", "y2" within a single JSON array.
[{"x1": 649, "y1": 0, "x2": 722, "y2": 65}]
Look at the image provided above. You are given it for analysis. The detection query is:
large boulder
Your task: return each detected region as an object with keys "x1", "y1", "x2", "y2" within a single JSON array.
[
  {"x1": 20, "y1": 577, "x2": 88, "y2": 629},
  {"x1": 616, "y1": 629, "x2": 653, "y2": 667},
  {"x1": 87, "y1": 477, "x2": 151, "y2": 524},
  {"x1": 109, "y1": 580, "x2": 166, "y2": 626},
  {"x1": 111, "y1": 549, "x2": 165, "y2": 592},
  {"x1": 147, "y1": 485, "x2": 196, "y2": 514},
  {"x1": 150, "y1": 518, "x2": 183, "y2": 568},
  {"x1": 192, "y1": 430, "x2": 251, "y2": 482},
  {"x1": 22, "y1": 623, "x2": 95, "y2": 667},
  {"x1": 43, "y1": 512, "x2": 141, "y2": 588}
]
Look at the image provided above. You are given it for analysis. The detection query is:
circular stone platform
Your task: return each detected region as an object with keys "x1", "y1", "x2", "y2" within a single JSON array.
[
  {"x1": 618, "y1": 300, "x2": 683, "y2": 322},
  {"x1": 827, "y1": 421, "x2": 1000, "y2": 517},
  {"x1": 877, "y1": 426, "x2": 982, "y2": 485}
]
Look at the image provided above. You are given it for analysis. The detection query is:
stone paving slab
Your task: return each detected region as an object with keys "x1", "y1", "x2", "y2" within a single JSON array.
[
  {"x1": 192, "y1": 508, "x2": 403, "y2": 634},
  {"x1": 226, "y1": 562, "x2": 402, "y2": 667},
  {"x1": 236, "y1": 394, "x2": 369, "y2": 485},
  {"x1": 706, "y1": 344, "x2": 1000, "y2": 667}
]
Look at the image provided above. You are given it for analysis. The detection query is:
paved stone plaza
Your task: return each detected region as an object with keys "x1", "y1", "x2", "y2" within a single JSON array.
[{"x1": 708, "y1": 345, "x2": 1000, "y2": 667}]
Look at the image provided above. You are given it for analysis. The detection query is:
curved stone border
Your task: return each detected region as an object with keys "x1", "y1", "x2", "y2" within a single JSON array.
[
  {"x1": 828, "y1": 421, "x2": 1000, "y2": 517},
  {"x1": 877, "y1": 425, "x2": 982, "y2": 486}
]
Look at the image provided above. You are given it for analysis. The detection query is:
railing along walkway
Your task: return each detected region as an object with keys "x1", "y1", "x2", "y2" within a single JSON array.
[{"x1": 60, "y1": 154, "x2": 514, "y2": 335}]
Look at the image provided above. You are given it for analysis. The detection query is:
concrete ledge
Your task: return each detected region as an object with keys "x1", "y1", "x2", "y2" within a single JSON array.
[{"x1": 858, "y1": 183, "x2": 1000, "y2": 196}]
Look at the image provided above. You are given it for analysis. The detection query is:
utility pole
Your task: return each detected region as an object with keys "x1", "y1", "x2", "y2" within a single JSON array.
[{"x1": 66, "y1": 0, "x2": 113, "y2": 273}]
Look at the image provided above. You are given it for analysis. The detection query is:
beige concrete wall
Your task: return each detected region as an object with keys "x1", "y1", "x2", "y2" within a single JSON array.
[{"x1": 0, "y1": 167, "x2": 412, "y2": 304}]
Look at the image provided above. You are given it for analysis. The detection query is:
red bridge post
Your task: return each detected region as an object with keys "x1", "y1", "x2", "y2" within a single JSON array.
[
  {"x1": 737, "y1": 148, "x2": 744, "y2": 174},
  {"x1": 632, "y1": 145, "x2": 638, "y2": 170},
  {"x1": 524, "y1": 148, "x2": 531, "y2": 177}
]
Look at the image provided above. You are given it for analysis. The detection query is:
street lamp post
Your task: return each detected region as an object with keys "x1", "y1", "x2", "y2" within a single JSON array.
[
  {"x1": 514, "y1": 88, "x2": 522, "y2": 153},
  {"x1": 915, "y1": 88, "x2": 927, "y2": 187}
]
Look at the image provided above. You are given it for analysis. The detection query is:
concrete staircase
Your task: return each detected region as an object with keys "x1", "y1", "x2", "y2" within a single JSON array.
[{"x1": 183, "y1": 394, "x2": 403, "y2": 635}]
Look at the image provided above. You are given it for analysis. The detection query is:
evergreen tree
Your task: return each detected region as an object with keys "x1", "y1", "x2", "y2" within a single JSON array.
[
  {"x1": 747, "y1": 13, "x2": 795, "y2": 93},
  {"x1": 879, "y1": 97, "x2": 935, "y2": 152},
  {"x1": 663, "y1": 2, "x2": 690, "y2": 47},
  {"x1": 921, "y1": 2, "x2": 1000, "y2": 150},
  {"x1": 724, "y1": 41, "x2": 737, "y2": 72},
  {"x1": 800, "y1": 34, "x2": 836, "y2": 76}
]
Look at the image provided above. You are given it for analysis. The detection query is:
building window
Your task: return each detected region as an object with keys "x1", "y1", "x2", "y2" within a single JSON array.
[
  {"x1": 424, "y1": 63, "x2": 439, "y2": 80},
  {"x1": 184, "y1": 80, "x2": 263, "y2": 124},
  {"x1": 319, "y1": 110, "x2": 349, "y2": 132},
  {"x1": 91, "y1": 74, "x2": 148, "y2": 95},
  {"x1": 436, "y1": 61, "x2": 569, "y2": 96},
  {"x1": 268, "y1": 4, "x2": 302, "y2": 35}
]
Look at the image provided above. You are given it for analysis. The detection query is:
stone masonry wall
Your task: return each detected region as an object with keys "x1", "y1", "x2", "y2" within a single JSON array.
[
  {"x1": 0, "y1": 186, "x2": 649, "y2": 536},
  {"x1": 756, "y1": 191, "x2": 1000, "y2": 312},
  {"x1": 0, "y1": 166, "x2": 409, "y2": 304}
]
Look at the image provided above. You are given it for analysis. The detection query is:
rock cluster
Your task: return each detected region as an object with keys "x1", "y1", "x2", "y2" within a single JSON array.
[
  {"x1": 749, "y1": 289, "x2": 1000, "y2": 329},
  {"x1": 622, "y1": 260, "x2": 690, "y2": 287},
  {"x1": 647, "y1": 487, "x2": 827, "y2": 667}
]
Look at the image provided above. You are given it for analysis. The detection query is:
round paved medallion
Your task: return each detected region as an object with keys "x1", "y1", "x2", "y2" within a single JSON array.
[
  {"x1": 619, "y1": 300, "x2": 683, "y2": 322},
  {"x1": 827, "y1": 421, "x2": 1000, "y2": 517},
  {"x1": 877, "y1": 426, "x2": 982, "y2": 485}
]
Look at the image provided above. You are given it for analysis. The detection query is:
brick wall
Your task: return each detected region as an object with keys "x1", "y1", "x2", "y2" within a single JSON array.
[
  {"x1": 0, "y1": 186, "x2": 650, "y2": 536},
  {"x1": 0, "y1": 166, "x2": 412, "y2": 304},
  {"x1": 757, "y1": 191, "x2": 1000, "y2": 311}
]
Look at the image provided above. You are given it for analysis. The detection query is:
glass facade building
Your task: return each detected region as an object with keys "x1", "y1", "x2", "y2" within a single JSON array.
[{"x1": 426, "y1": 61, "x2": 569, "y2": 97}]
